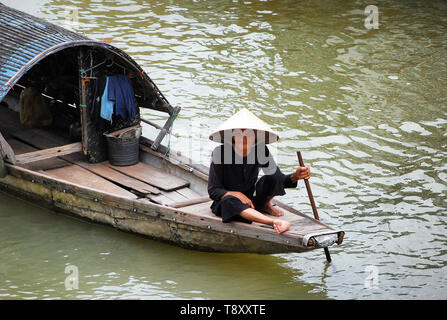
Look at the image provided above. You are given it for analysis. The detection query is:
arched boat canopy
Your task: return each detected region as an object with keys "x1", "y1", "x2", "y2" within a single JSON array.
[{"x1": 0, "y1": 3, "x2": 173, "y2": 115}]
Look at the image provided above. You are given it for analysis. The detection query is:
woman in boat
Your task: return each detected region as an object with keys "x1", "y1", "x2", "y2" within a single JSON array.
[{"x1": 208, "y1": 108, "x2": 310, "y2": 234}]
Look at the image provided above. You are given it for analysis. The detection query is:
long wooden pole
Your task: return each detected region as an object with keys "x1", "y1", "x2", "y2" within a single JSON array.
[
  {"x1": 79, "y1": 50, "x2": 88, "y2": 156},
  {"x1": 297, "y1": 151, "x2": 332, "y2": 263}
]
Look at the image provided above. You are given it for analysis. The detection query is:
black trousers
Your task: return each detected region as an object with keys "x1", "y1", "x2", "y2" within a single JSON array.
[{"x1": 211, "y1": 173, "x2": 287, "y2": 224}]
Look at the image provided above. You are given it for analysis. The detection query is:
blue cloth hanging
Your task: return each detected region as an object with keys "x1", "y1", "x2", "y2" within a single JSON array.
[
  {"x1": 107, "y1": 74, "x2": 136, "y2": 121},
  {"x1": 100, "y1": 77, "x2": 114, "y2": 122}
]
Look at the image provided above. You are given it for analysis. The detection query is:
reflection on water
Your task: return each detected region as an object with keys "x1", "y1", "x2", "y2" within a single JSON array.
[
  {"x1": 1, "y1": 0, "x2": 446, "y2": 299},
  {"x1": 0, "y1": 191, "x2": 325, "y2": 299}
]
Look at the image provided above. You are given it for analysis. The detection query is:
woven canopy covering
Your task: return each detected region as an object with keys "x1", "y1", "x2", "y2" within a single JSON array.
[{"x1": 0, "y1": 3, "x2": 173, "y2": 114}]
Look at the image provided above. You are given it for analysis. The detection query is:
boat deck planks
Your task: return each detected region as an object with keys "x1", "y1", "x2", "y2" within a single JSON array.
[
  {"x1": 6, "y1": 138, "x2": 70, "y2": 171},
  {"x1": 7, "y1": 138, "x2": 47, "y2": 155},
  {"x1": 147, "y1": 186, "x2": 202, "y2": 206},
  {"x1": 44, "y1": 165, "x2": 138, "y2": 199},
  {"x1": 0, "y1": 108, "x2": 171, "y2": 198},
  {"x1": 175, "y1": 187, "x2": 201, "y2": 199},
  {"x1": 15, "y1": 142, "x2": 82, "y2": 164},
  {"x1": 0, "y1": 107, "x2": 70, "y2": 149},
  {"x1": 5, "y1": 135, "x2": 147, "y2": 198},
  {"x1": 180, "y1": 200, "x2": 215, "y2": 216},
  {"x1": 109, "y1": 161, "x2": 190, "y2": 191},
  {"x1": 72, "y1": 160, "x2": 161, "y2": 195}
]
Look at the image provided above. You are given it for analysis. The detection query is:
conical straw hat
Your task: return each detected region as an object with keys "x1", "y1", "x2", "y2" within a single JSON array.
[{"x1": 209, "y1": 108, "x2": 279, "y2": 144}]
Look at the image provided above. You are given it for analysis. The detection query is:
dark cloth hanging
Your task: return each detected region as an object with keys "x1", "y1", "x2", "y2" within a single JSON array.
[
  {"x1": 207, "y1": 143, "x2": 297, "y2": 223},
  {"x1": 90, "y1": 75, "x2": 106, "y2": 125},
  {"x1": 107, "y1": 74, "x2": 136, "y2": 121}
]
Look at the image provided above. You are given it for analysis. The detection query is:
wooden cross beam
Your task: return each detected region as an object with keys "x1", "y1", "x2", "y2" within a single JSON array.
[{"x1": 150, "y1": 105, "x2": 181, "y2": 151}]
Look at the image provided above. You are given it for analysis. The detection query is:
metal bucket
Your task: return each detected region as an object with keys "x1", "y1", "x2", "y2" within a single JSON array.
[{"x1": 104, "y1": 126, "x2": 141, "y2": 166}]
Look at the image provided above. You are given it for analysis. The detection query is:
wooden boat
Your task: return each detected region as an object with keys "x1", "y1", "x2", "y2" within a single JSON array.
[{"x1": 0, "y1": 4, "x2": 344, "y2": 254}]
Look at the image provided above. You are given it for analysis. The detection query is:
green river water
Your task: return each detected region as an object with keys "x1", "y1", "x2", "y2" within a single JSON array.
[{"x1": 0, "y1": 0, "x2": 446, "y2": 299}]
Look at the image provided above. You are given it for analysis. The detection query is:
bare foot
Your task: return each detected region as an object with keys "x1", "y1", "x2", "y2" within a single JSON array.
[
  {"x1": 273, "y1": 220, "x2": 290, "y2": 234},
  {"x1": 261, "y1": 202, "x2": 284, "y2": 217}
]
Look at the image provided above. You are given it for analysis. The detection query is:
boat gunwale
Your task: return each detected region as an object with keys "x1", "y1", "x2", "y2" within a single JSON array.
[{"x1": 2, "y1": 147, "x2": 342, "y2": 251}]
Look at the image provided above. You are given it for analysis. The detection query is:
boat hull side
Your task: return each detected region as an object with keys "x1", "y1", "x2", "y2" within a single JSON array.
[{"x1": 0, "y1": 167, "x2": 309, "y2": 254}]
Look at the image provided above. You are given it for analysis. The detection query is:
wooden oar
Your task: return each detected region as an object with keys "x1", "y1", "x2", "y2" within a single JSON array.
[{"x1": 297, "y1": 151, "x2": 332, "y2": 263}]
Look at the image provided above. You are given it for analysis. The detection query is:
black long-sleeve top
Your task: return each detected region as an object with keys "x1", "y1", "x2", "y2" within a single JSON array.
[{"x1": 207, "y1": 143, "x2": 297, "y2": 201}]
